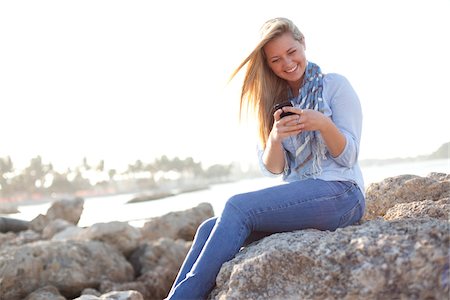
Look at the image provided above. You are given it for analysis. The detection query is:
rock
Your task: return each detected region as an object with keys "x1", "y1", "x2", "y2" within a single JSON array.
[
  {"x1": 0, "y1": 202, "x2": 19, "y2": 214},
  {"x1": 209, "y1": 218, "x2": 449, "y2": 300},
  {"x1": 74, "y1": 290, "x2": 144, "y2": 300},
  {"x1": 141, "y1": 202, "x2": 214, "y2": 241},
  {"x1": 0, "y1": 229, "x2": 41, "y2": 248},
  {"x1": 99, "y1": 281, "x2": 150, "y2": 300},
  {"x1": 52, "y1": 225, "x2": 84, "y2": 240},
  {"x1": 24, "y1": 285, "x2": 66, "y2": 300},
  {"x1": 49, "y1": 221, "x2": 142, "y2": 257},
  {"x1": 364, "y1": 173, "x2": 449, "y2": 220},
  {"x1": 42, "y1": 219, "x2": 73, "y2": 239},
  {"x1": 76, "y1": 221, "x2": 142, "y2": 257},
  {"x1": 0, "y1": 240, "x2": 134, "y2": 300},
  {"x1": 30, "y1": 197, "x2": 85, "y2": 232},
  {"x1": 130, "y1": 238, "x2": 191, "y2": 276},
  {"x1": 29, "y1": 213, "x2": 50, "y2": 232},
  {"x1": 0, "y1": 216, "x2": 29, "y2": 233},
  {"x1": 384, "y1": 198, "x2": 449, "y2": 220},
  {"x1": 46, "y1": 197, "x2": 84, "y2": 225},
  {"x1": 117, "y1": 237, "x2": 191, "y2": 299},
  {"x1": 81, "y1": 288, "x2": 102, "y2": 297}
]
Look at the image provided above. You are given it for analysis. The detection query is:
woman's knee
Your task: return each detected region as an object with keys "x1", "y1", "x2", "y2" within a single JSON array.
[
  {"x1": 195, "y1": 217, "x2": 217, "y2": 240},
  {"x1": 225, "y1": 193, "x2": 248, "y2": 212},
  {"x1": 222, "y1": 193, "x2": 253, "y2": 227}
]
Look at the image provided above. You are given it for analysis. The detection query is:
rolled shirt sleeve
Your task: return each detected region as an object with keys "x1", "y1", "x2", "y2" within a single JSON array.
[{"x1": 256, "y1": 144, "x2": 289, "y2": 177}]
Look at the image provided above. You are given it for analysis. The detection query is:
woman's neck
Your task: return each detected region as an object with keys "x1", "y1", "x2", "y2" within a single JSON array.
[{"x1": 288, "y1": 77, "x2": 304, "y2": 97}]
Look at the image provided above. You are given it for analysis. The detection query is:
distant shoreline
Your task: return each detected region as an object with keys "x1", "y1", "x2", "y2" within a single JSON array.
[{"x1": 360, "y1": 142, "x2": 449, "y2": 167}]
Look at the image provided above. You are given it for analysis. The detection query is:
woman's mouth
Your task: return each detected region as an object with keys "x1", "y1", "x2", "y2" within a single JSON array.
[{"x1": 285, "y1": 65, "x2": 298, "y2": 73}]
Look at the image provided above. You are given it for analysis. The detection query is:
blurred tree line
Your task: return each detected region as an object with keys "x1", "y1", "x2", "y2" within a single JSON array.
[{"x1": 0, "y1": 155, "x2": 251, "y2": 200}]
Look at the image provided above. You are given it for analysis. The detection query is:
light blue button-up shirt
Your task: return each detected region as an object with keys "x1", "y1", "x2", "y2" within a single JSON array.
[{"x1": 258, "y1": 73, "x2": 365, "y2": 193}]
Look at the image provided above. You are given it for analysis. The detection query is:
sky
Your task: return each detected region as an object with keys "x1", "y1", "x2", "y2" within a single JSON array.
[{"x1": 0, "y1": 0, "x2": 449, "y2": 172}]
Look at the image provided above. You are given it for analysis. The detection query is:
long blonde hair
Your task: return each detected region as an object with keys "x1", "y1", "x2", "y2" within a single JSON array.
[{"x1": 230, "y1": 17, "x2": 305, "y2": 149}]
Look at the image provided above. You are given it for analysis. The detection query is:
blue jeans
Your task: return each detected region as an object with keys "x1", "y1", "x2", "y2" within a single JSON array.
[{"x1": 165, "y1": 179, "x2": 365, "y2": 299}]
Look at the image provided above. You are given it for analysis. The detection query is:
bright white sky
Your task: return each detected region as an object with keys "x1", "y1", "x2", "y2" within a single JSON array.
[{"x1": 1, "y1": 0, "x2": 449, "y2": 172}]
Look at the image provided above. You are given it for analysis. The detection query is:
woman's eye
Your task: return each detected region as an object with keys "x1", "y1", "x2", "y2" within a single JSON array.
[
  {"x1": 289, "y1": 50, "x2": 296, "y2": 55},
  {"x1": 271, "y1": 58, "x2": 280, "y2": 63}
]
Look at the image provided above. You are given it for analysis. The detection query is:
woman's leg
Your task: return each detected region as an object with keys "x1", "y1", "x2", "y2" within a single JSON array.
[
  {"x1": 166, "y1": 179, "x2": 364, "y2": 299},
  {"x1": 168, "y1": 217, "x2": 218, "y2": 293},
  {"x1": 168, "y1": 219, "x2": 272, "y2": 295}
]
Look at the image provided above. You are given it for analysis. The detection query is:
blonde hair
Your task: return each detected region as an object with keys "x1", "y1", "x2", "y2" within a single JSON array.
[{"x1": 230, "y1": 17, "x2": 305, "y2": 149}]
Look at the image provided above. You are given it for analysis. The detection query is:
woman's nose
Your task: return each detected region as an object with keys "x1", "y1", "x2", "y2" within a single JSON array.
[{"x1": 282, "y1": 56, "x2": 291, "y2": 66}]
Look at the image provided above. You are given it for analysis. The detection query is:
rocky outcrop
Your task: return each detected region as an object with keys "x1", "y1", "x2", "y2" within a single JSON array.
[
  {"x1": 140, "y1": 202, "x2": 214, "y2": 241},
  {"x1": 210, "y1": 218, "x2": 448, "y2": 299},
  {"x1": 74, "y1": 290, "x2": 144, "y2": 300},
  {"x1": 1, "y1": 173, "x2": 448, "y2": 300},
  {"x1": 364, "y1": 172, "x2": 449, "y2": 220},
  {"x1": 0, "y1": 216, "x2": 29, "y2": 233},
  {"x1": 209, "y1": 173, "x2": 449, "y2": 299},
  {"x1": 0, "y1": 199, "x2": 214, "y2": 300},
  {"x1": 0, "y1": 240, "x2": 134, "y2": 299},
  {"x1": 30, "y1": 197, "x2": 85, "y2": 232}
]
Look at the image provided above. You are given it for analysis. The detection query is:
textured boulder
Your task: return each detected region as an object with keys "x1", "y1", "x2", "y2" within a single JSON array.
[
  {"x1": 0, "y1": 216, "x2": 29, "y2": 233},
  {"x1": 209, "y1": 173, "x2": 450, "y2": 300},
  {"x1": 364, "y1": 173, "x2": 449, "y2": 220},
  {"x1": 0, "y1": 240, "x2": 134, "y2": 300},
  {"x1": 24, "y1": 285, "x2": 66, "y2": 300},
  {"x1": 108, "y1": 237, "x2": 192, "y2": 299},
  {"x1": 74, "y1": 290, "x2": 144, "y2": 300},
  {"x1": 30, "y1": 197, "x2": 84, "y2": 232},
  {"x1": 384, "y1": 198, "x2": 449, "y2": 220},
  {"x1": 141, "y1": 202, "x2": 214, "y2": 241},
  {"x1": 210, "y1": 219, "x2": 449, "y2": 300},
  {"x1": 42, "y1": 219, "x2": 73, "y2": 239},
  {"x1": 76, "y1": 221, "x2": 142, "y2": 256}
]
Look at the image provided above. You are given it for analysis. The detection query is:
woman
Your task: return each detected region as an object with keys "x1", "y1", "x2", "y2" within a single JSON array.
[{"x1": 166, "y1": 17, "x2": 365, "y2": 299}]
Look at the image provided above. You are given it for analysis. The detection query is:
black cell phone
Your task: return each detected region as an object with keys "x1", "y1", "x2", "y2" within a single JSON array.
[{"x1": 273, "y1": 101, "x2": 295, "y2": 118}]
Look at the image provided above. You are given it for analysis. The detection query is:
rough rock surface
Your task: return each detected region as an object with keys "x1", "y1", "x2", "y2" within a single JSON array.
[
  {"x1": 209, "y1": 173, "x2": 450, "y2": 299},
  {"x1": 384, "y1": 197, "x2": 449, "y2": 220},
  {"x1": 364, "y1": 172, "x2": 449, "y2": 220},
  {"x1": 24, "y1": 285, "x2": 66, "y2": 300},
  {"x1": 210, "y1": 219, "x2": 449, "y2": 300},
  {"x1": 30, "y1": 197, "x2": 84, "y2": 232},
  {"x1": 0, "y1": 202, "x2": 211, "y2": 300},
  {"x1": 0, "y1": 240, "x2": 134, "y2": 300},
  {"x1": 74, "y1": 290, "x2": 144, "y2": 300},
  {"x1": 1, "y1": 174, "x2": 448, "y2": 300},
  {"x1": 76, "y1": 221, "x2": 142, "y2": 256},
  {"x1": 141, "y1": 202, "x2": 214, "y2": 241},
  {"x1": 109, "y1": 237, "x2": 192, "y2": 299}
]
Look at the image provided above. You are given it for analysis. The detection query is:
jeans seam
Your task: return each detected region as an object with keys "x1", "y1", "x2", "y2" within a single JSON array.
[
  {"x1": 227, "y1": 201, "x2": 253, "y2": 250},
  {"x1": 338, "y1": 202, "x2": 362, "y2": 227}
]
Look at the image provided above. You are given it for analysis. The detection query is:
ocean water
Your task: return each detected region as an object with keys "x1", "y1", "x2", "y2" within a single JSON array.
[{"x1": 8, "y1": 158, "x2": 449, "y2": 227}]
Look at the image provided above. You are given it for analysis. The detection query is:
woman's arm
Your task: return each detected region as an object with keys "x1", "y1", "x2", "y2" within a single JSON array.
[
  {"x1": 289, "y1": 109, "x2": 347, "y2": 158},
  {"x1": 283, "y1": 74, "x2": 362, "y2": 167},
  {"x1": 261, "y1": 109, "x2": 303, "y2": 174}
]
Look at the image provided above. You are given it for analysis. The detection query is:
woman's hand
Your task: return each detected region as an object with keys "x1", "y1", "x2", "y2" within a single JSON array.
[
  {"x1": 281, "y1": 106, "x2": 347, "y2": 158},
  {"x1": 269, "y1": 108, "x2": 303, "y2": 143},
  {"x1": 281, "y1": 106, "x2": 329, "y2": 132}
]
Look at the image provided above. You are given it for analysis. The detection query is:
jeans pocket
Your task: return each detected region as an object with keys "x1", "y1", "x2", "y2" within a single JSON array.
[{"x1": 338, "y1": 202, "x2": 362, "y2": 228}]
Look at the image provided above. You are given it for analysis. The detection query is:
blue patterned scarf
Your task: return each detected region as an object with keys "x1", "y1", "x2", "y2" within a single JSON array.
[{"x1": 289, "y1": 61, "x2": 327, "y2": 177}]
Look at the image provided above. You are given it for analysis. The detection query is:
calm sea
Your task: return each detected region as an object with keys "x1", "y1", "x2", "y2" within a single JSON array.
[{"x1": 9, "y1": 158, "x2": 449, "y2": 227}]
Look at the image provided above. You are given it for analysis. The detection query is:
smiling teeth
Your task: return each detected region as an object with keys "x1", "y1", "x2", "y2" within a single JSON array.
[{"x1": 286, "y1": 65, "x2": 297, "y2": 73}]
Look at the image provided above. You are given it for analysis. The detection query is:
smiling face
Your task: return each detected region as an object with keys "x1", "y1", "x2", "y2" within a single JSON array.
[{"x1": 263, "y1": 32, "x2": 307, "y2": 93}]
